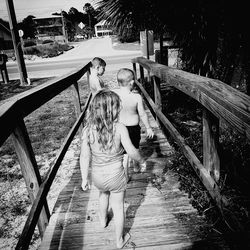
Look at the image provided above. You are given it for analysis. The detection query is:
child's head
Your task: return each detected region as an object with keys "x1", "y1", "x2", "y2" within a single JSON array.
[
  {"x1": 91, "y1": 57, "x2": 106, "y2": 76},
  {"x1": 117, "y1": 68, "x2": 135, "y2": 89},
  {"x1": 86, "y1": 89, "x2": 121, "y2": 151}
]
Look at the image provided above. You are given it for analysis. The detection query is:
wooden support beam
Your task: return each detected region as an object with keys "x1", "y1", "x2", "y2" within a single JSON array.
[
  {"x1": 153, "y1": 76, "x2": 162, "y2": 127},
  {"x1": 139, "y1": 65, "x2": 145, "y2": 87},
  {"x1": 134, "y1": 79, "x2": 227, "y2": 211},
  {"x1": 0, "y1": 62, "x2": 91, "y2": 146},
  {"x1": 71, "y1": 81, "x2": 83, "y2": 136},
  {"x1": 133, "y1": 63, "x2": 137, "y2": 80},
  {"x1": 203, "y1": 108, "x2": 220, "y2": 182},
  {"x1": 15, "y1": 94, "x2": 92, "y2": 250},
  {"x1": 131, "y1": 57, "x2": 250, "y2": 139},
  {"x1": 11, "y1": 117, "x2": 49, "y2": 238},
  {"x1": 87, "y1": 69, "x2": 90, "y2": 89}
]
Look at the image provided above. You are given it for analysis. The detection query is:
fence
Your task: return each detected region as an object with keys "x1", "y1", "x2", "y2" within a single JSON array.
[
  {"x1": 132, "y1": 56, "x2": 250, "y2": 229},
  {"x1": 0, "y1": 56, "x2": 249, "y2": 248},
  {"x1": 0, "y1": 61, "x2": 92, "y2": 249}
]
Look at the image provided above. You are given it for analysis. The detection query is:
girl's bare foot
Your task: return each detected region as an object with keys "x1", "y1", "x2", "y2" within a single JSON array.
[{"x1": 117, "y1": 233, "x2": 131, "y2": 249}]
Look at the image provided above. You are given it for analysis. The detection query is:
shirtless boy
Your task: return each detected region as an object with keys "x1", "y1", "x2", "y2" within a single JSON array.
[
  {"x1": 112, "y1": 68, "x2": 154, "y2": 179},
  {"x1": 89, "y1": 57, "x2": 106, "y2": 95}
]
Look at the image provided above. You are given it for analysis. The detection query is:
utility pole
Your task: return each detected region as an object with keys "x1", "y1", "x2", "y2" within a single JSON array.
[{"x1": 5, "y1": 0, "x2": 29, "y2": 86}]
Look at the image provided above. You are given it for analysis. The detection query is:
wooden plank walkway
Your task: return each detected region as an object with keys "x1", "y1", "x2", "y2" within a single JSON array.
[{"x1": 39, "y1": 107, "x2": 229, "y2": 250}]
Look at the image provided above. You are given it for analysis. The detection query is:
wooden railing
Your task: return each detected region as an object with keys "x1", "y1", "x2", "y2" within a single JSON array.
[
  {"x1": 0, "y1": 62, "x2": 92, "y2": 249},
  {"x1": 1, "y1": 56, "x2": 249, "y2": 249},
  {"x1": 132, "y1": 57, "x2": 250, "y2": 229}
]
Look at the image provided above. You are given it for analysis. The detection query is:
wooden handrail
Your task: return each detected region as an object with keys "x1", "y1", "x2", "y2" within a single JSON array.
[
  {"x1": 15, "y1": 93, "x2": 92, "y2": 250},
  {"x1": 0, "y1": 61, "x2": 92, "y2": 249},
  {"x1": 0, "y1": 62, "x2": 91, "y2": 146},
  {"x1": 132, "y1": 57, "x2": 249, "y2": 231},
  {"x1": 132, "y1": 57, "x2": 250, "y2": 139},
  {"x1": 134, "y1": 78, "x2": 227, "y2": 208}
]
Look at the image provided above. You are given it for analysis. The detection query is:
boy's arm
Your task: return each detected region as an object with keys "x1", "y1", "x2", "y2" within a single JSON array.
[
  {"x1": 80, "y1": 129, "x2": 91, "y2": 191},
  {"x1": 137, "y1": 94, "x2": 154, "y2": 138},
  {"x1": 89, "y1": 76, "x2": 102, "y2": 93}
]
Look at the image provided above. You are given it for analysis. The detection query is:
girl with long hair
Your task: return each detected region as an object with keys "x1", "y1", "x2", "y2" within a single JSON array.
[{"x1": 80, "y1": 89, "x2": 146, "y2": 249}]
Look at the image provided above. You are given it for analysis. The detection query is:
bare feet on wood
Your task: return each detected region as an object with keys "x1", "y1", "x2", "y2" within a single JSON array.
[{"x1": 117, "y1": 233, "x2": 131, "y2": 249}]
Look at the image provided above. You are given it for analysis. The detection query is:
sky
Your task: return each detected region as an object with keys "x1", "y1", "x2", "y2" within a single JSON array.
[{"x1": 0, "y1": 0, "x2": 96, "y2": 22}]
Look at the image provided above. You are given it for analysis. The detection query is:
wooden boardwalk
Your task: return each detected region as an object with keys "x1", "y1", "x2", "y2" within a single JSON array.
[{"x1": 39, "y1": 108, "x2": 228, "y2": 250}]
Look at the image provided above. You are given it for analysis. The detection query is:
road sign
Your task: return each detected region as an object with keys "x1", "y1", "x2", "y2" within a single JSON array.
[
  {"x1": 78, "y1": 22, "x2": 85, "y2": 29},
  {"x1": 18, "y1": 29, "x2": 24, "y2": 37}
]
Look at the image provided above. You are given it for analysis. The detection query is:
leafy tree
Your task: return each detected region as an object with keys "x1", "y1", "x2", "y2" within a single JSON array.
[
  {"x1": 18, "y1": 15, "x2": 36, "y2": 39},
  {"x1": 0, "y1": 18, "x2": 10, "y2": 31},
  {"x1": 0, "y1": 18, "x2": 12, "y2": 50},
  {"x1": 83, "y1": 3, "x2": 95, "y2": 28},
  {"x1": 83, "y1": 3, "x2": 99, "y2": 37},
  {"x1": 95, "y1": 0, "x2": 250, "y2": 94},
  {"x1": 95, "y1": 0, "x2": 164, "y2": 42}
]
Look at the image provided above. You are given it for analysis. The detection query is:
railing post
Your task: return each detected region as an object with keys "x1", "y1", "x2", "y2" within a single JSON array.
[
  {"x1": 71, "y1": 81, "x2": 83, "y2": 136},
  {"x1": 139, "y1": 65, "x2": 145, "y2": 86},
  {"x1": 153, "y1": 76, "x2": 162, "y2": 127},
  {"x1": 87, "y1": 68, "x2": 90, "y2": 89},
  {"x1": 133, "y1": 63, "x2": 137, "y2": 80},
  {"x1": 11, "y1": 117, "x2": 49, "y2": 238},
  {"x1": 203, "y1": 108, "x2": 220, "y2": 182}
]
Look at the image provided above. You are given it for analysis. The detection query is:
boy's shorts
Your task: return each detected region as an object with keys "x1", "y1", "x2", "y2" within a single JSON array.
[{"x1": 126, "y1": 125, "x2": 141, "y2": 149}]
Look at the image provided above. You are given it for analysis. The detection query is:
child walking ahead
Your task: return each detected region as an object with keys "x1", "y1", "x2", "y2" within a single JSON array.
[
  {"x1": 112, "y1": 68, "x2": 154, "y2": 178},
  {"x1": 80, "y1": 89, "x2": 146, "y2": 249},
  {"x1": 89, "y1": 57, "x2": 106, "y2": 95}
]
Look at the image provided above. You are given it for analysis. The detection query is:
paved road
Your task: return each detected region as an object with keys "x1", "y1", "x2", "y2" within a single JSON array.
[{"x1": 6, "y1": 37, "x2": 142, "y2": 80}]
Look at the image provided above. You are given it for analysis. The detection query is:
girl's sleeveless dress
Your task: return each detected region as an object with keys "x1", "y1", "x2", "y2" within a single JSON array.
[{"x1": 90, "y1": 140, "x2": 127, "y2": 193}]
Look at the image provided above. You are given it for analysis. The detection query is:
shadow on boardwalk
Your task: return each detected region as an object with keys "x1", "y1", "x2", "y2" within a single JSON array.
[{"x1": 39, "y1": 107, "x2": 232, "y2": 249}]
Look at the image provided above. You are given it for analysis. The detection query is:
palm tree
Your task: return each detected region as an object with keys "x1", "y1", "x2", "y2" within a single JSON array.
[
  {"x1": 95, "y1": 0, "x2": 163, "y2": 37},
  {"x1": 95, "y1": 0, "x2": 250, "y2": 94},
  {"x1": 83, "y1": 3, "x2": 95, "y2": 27}
]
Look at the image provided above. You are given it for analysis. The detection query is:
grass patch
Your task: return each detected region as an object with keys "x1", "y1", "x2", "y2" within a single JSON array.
[{"x1": 23, "y1": 42, "x2": 74, "y2": 58}]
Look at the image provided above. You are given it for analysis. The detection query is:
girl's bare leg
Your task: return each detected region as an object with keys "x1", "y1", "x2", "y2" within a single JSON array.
[
  {"x1": 133, "y1": 159, "x2": 140, "y2": 173},
  {"x1": 110, "y1": 191, "x2": 130, "y2": 248},
  {"x1": 123, "y1": 154, "x2": 130, "y2": 182},
  {"x1": 99, "y1": 191, "x2": 110, "y2": 227}
]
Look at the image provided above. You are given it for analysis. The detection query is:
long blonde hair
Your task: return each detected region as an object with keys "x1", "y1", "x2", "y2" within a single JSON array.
[{"x1": 85, "y1": 89, "x2": 121, "y2": 151}]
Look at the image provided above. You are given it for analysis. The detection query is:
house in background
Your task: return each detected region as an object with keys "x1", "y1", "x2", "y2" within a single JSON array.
[
  {"x1": 0, "y1": 22, "x2": 12, "y2": 50},
  {"x1": 33, "y1": 15, "x2": 68, "y2": 43},
  {"x1": 94, "y1": 20, "x2": 113, "y2": 37}
]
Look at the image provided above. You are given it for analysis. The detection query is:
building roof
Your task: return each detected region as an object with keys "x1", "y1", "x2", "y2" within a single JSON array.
[
  {"x1": 33, "y1": 15, "x2": 62, "y2": 20},
  {"x1": 95, "y1": 20, "x2": 108, "y2": 26}
]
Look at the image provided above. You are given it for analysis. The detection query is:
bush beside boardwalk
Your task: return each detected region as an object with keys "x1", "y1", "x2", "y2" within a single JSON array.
[{"x1": 3, "y1": 42, "x2": 74, "y2": 61}]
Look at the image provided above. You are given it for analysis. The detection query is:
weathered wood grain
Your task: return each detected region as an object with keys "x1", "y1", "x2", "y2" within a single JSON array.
[
  {"x1": 11, "y1": 117, "x2": 49, "y2": 237},
  {"x1": 131, "y1": 57, "x2": 250, "y2": 139},
  {"x1": 134, "y1": 78, "x2": 227, "y2": 211},
  {"x1": 39, "y1": 106, "x2": 228, "y2": 250},
  {"x1": 0, "y1": 62, "x2": 91, "y2": 146},
  {"x1": 15, "y1": 94, "x2": 92, "y2": 250}
]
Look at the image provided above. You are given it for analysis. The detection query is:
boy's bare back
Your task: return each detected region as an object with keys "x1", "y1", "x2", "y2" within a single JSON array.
[
  {"x1": 114, "y1": 68, "x2": 154, "y2": 138},
  {"x1": 113, "y1": 89, "x2": 142, "y2": 126}
]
